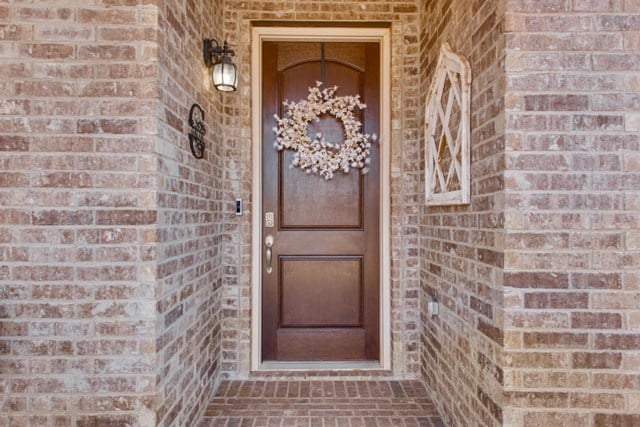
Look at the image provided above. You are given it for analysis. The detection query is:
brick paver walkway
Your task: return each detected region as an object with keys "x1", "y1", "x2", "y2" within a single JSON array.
[{"x1": 200, "y1": 380, "x2": 444, "y2": 426}]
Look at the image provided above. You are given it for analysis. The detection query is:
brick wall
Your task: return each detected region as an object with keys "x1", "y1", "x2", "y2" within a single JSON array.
[
  {"x1": 221, "y1": 1, "x2": 424, "y2": 378},
  {"x1": 0, "y1": 1, "x2": 160, "y2": 425},
  {"x1": 153, "y1": 0, "x2": 225, "y2": 425},
  {"x1": 0, "y1": 0, "x2": 225, "y2": 425},
  {"x1": 421, "y1": 0, "x2": 640, "y2": 426},
  {"x1": 419, "y1": 0, "x2": 507, "y2": 426},
  {"x1": 3, "y1": 0, "x2": 638, "y2": 424},
  {"x1": 503, "y1": 1, "x2": 640, "y2": 424}
]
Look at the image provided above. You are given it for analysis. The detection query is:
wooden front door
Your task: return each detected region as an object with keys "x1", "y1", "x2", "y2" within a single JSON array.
[{"x1": 261, "y1": 41, "x2": 380, "y2": 362}]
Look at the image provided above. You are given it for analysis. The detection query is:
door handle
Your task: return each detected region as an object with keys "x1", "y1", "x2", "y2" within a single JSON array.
[{"x1": 265, "y1": 234, "x2": 274, "y2": 274}]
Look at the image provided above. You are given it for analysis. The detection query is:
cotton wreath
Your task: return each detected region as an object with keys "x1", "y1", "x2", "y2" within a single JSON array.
[{"x1": 273, "y1": 81, "x2": 377, "y2": 180}]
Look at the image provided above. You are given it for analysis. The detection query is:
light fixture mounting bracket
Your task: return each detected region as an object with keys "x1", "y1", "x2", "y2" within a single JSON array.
[{"x1": 203, "y1": 38, "x2": 235, "y2": 68}]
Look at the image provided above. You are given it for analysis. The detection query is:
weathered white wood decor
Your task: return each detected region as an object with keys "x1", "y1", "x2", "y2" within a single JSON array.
[{"x1": 424, "y1": 43, "x2": 472, "y2": 205}]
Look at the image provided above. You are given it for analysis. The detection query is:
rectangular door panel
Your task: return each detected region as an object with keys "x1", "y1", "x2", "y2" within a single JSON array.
[
  {"x1": 278, "y1": 56, "x2": 365, "y2": 230},
  {"x1": 281, "y1": 151, "x2": 363, "y2": 229},
  {"x1": 277, "y1": 329, "x2": 366, "y2": 360},
  {"x1": 280, "y1": 257, "x2": 363, "y2": 327}
]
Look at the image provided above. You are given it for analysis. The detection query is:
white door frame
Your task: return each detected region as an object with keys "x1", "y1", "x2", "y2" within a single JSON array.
[{"x1": 250, "y1": 25, "x2": 392, "y2": 372}]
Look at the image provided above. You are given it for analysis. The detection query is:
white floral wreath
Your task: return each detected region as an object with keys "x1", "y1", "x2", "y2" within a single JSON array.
[{"x1": 273, "y1": 81, "x2": 377, "y2": 180}]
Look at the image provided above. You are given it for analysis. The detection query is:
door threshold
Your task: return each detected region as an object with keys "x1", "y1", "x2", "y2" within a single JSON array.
[{"x1": 258, "y1": 361, "x2": 382, "y2": 371}]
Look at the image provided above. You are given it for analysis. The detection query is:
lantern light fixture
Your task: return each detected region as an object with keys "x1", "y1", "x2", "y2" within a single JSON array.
[{"x1": 202, "y1": 38, "x2": 237, "y2": 92}]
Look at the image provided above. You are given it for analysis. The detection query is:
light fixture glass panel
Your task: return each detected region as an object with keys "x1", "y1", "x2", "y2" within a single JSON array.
[{"x1": 212, "y1": 60, "x2": 237, "y2": 92}]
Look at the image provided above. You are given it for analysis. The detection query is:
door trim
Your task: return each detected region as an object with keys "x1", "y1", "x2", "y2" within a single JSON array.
[{"x1": 250, "y1": 25, "x2": 392, "y2": 372}]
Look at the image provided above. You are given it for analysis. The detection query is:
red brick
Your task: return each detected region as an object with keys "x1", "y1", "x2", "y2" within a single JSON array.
[
  {"x1": 13, "y1": 266, "x2": 73, "y2": 281},
  {"x1": 508, "y1": 0, "x2": 570, "y2": 12},
  {"x1": 597, "y1": 15, "x2": 640, "y2": 31},
  {"x1": 0, "y1": 321, "x2": 28, "y2": 336},
  {"x1": 13, "y1": 118, "x2": 76, "y2": 134},
  {"x1": 94, "y1": 63, "x2": 157, "y2": 79},
  {"x1": 478, "y1": 318, "x2": 503, "y2": 345},
  {"x1": 504, "y1": 271, "x2": 569, "y2": 289},
  {"x1": 0, "y1": 208, "x2": 30, "y2": 225},
  {"x1": 477, "y1": 386, "x2": 503, "y2": 423},
  {"x1": 76, "y1": 415, "x2": 139, "y2": 427},
  {"x1": 95, "y1": 209, "x2": 156, "y2": 225},
  {"x1": 17, "y1": 81, "x2": 74, "y2": 97},
  {"x1": 524, "y1": 292, "x2": 589, "y2": 309},
  {"x1": 34, "y1": 25, "x2": 94, "y2": 42},
  {"x1": 594, "y1": 52, "x2": 640, "y2": 71},
  {"x1": 570, "y1": 273, "x2": 622, "y2": 289},
  {"x1": 505, "y1": 391, "x2": 569, "y2": 408},
  {"x1": 15, "y1": 7, "x2": 73, "y2": 21},
  {"x1": 33, "y1": 172, "x2": 93, "y2": 188},
  {"x1": 523, "y1": 332, "x2": 589, "y2": 349},
  {"x1": 77, "y1": 45, "x2": 136, "y2": 60},
  {"x1": 594, "y1": 414, "x2": 640, "y2": 427},
  {"x1": 477, "y1": 248, "x2": 503, "y2": 267},
  {"x1": 573, "y1": 0, "x2": 618, "y2": 12},
  {"x1": 77, "y1": 9, "x2": 138, "y2": 24},
  {"x1": 570, "y1": 392, "x2": 625, "y2": 410},
  {"x1": 595, "y1": 334, "x2": 640, "y2": 350},
  {"x1": 469, "y1": 296, "x2": 493, "y2": 318},
  {"x1": 31, "y1": 210, "x2": 93, "y2": 226},
  {"x1": 78, "y1": 82, "x2": 139, "y2": 98},
  {"x1": 20, "y1": 43, "x2": 74, "y2": 59},
  {"x1": 571, "y1": 312, "x2": 622, "y2": 329},
  {"x1": 0, "y1": 172, "x2": 30, "y2": 187},
  {"x1": 524, "y1": 94, "x2": 589, "y2": 111},
  {"x1": 97, "y1": 27, "x2": 157, "y2": 42},
  {"x1": 0, "y1": 24, "x2": 32, "y2": 41},
  {"x1": 572, "y1": 352, "x2": 622, "y2": 369},
  {"x1": 76, "y1": 266, "x2": 137, "y2": 281},
  {"x1": 77, "y1": 119, "x2": 137, "y2": 134},
  {"x1": 593, "y1": 373, "x2": 640, "y2": 390},
  {"x1": 507, "y1": 312, "x2": 569, "y2": 329}
]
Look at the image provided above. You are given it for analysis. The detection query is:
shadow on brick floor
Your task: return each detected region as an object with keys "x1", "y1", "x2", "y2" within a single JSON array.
[{"x1": 199, "y1": 380, "x2": 445, "y2": 426}]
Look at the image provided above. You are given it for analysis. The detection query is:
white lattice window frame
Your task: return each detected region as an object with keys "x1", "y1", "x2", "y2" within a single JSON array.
[{"x1": 424, "y1": 43, "x2": 472, "y2": 206}]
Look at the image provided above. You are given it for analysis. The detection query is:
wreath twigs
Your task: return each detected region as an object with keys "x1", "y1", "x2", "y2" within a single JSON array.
[{"x1": 273, "y1": 81, "x2": 377, "y2": 180}]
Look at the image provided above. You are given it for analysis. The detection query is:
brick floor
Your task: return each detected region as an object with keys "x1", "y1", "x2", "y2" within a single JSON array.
[{"x1": 199, "y1": 380, "x2": 444, "y2": 426}]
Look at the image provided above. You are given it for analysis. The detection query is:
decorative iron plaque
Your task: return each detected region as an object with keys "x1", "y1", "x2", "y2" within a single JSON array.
[{"x1": 188, "y1": 103, "x2": 206, "y2": 159}]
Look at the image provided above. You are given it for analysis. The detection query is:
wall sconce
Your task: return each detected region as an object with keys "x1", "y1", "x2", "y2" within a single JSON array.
[{"x1": 203, "y1": 38, "x2": 237, "y2": 92}]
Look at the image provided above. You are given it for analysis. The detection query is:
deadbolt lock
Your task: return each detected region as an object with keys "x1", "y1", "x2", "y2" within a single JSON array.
[{"x1": 265, "y1": 212, "x2": 274, "y2": 228}]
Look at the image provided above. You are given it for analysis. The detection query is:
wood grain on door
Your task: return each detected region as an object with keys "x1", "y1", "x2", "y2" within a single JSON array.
[{"x1": 261, "y1": 41, "x2": 380, "y2": 361}]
